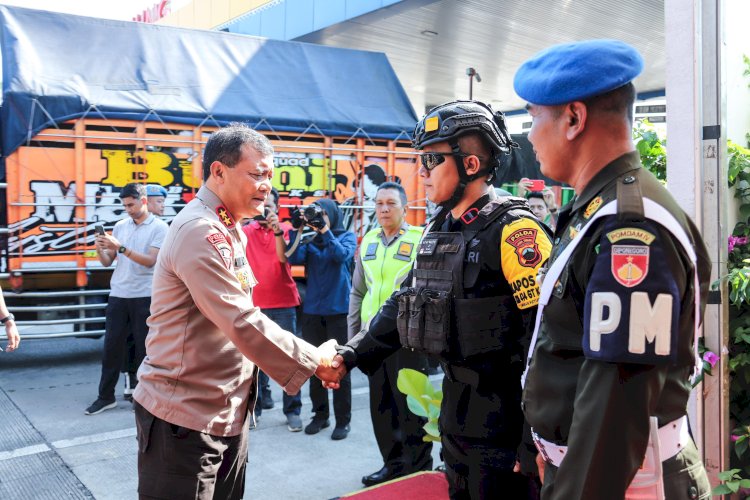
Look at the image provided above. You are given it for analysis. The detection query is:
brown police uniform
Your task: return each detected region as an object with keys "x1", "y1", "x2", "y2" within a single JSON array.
[
  {"x1": 133, "y1": 185, "x2": 321, "y2": 499},
  {"x1": 523, "y1": 151, "x2": 712, "y2": 499}
]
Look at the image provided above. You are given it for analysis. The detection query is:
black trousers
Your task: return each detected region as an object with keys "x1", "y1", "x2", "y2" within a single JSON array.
[
  {"x1": 302, "y1": 313, "x2": 351, "y2": 426},
  {"x1": 135, "y1": 402, "x2": 248, "y2": 500},
  {"x1": 442, "y1": 433, "x2": 530, "y2": 500},
  {"x1": 98, "y1": 296, "x2": 150, "y2": 401},
  {"x1": 369, "y1": 348, "x2": 433, "y2": 472}
]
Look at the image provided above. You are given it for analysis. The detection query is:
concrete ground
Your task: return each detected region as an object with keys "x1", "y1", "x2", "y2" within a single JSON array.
[{"x1": 0, "y1": 337, "x2": 442, "y2": 499}]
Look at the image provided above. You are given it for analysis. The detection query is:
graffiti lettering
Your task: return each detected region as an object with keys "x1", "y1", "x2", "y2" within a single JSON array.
[{"x1": 101, "y1": 150, "x2": 175, "y2": 187}]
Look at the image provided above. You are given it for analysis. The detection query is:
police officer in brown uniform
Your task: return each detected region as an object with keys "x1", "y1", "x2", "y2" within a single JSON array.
[
  {"x1": 514, "y1": 40, "x2": 712, "y2": 499},
  {"x1": 133, "y1": 123, "x2": 342, "y2": 499},
  {"x1": 333, "y1": 101, "x2": 552, "y2": 499}
]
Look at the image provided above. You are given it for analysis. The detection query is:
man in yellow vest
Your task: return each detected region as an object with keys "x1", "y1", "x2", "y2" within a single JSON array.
[{"x1": 348, "y1": 181, "x2": 433, "y2": 486}]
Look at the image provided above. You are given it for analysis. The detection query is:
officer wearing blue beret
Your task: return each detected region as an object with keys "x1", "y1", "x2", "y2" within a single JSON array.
[
  {"x1": 146, "y1": 184, "x2": 168, "y2": 217},
  {"x1": 515, "y1": 40, "x2": 711, "y2": 499}
]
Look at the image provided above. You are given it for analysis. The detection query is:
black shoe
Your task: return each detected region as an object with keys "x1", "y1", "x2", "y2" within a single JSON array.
[
  {"x1": 84, "y1": 398, "x2": 117, "y2": 415},
  {"x1": 261, "y1": 395, "x2": 274, "y2": 410},
  {"x1": 304, "y1": 418, "x2": 330, "y2": 435},
  {"x1": 331, "y1": 423, "x2": 350, "y2": 440},
  {"x1": 361, "y1": 465, "x2": 404, "y2": 487}
]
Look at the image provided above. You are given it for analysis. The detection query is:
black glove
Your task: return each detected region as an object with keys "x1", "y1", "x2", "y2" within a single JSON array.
[
  {"x1": 307, "y1": 215, "x2": 326, "y2": 230},
  {"x1": 290, "y1": 207, "x2": 304, "y2": 229}
]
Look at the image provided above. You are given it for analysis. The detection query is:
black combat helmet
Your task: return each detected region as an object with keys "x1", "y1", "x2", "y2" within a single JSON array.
[{"x1": 412, "y1": 100, "x2": 517, "y2": 209}]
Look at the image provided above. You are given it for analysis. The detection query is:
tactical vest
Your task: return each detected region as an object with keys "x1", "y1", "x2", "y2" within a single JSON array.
[
  {"x1": 359, "y1": 225, "x2": 423, "y2": 326},
  {"x1": 397, "y1": 197, "x2": 534, "y2": 361}
]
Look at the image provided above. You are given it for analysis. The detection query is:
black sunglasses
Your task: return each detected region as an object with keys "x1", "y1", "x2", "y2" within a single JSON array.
[{"x1": 418, "y1": 152, "x2": 471, "y2": 171}]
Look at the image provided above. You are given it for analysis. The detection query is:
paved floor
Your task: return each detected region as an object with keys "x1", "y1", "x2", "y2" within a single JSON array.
[{"x1": 0, "y1": 337, "x2": 442, "y2": 499}]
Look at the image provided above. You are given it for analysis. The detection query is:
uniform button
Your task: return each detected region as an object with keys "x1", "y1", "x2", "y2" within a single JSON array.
[
  {"x1": 688, "y1": 485, "x2": 698, "y2": 499},
  {"x1": 554, "y1": 283, "x2": 563, "y2": 295},
  {"x1": 623, "y1": 175, "x2": 636, "y2": 184}
]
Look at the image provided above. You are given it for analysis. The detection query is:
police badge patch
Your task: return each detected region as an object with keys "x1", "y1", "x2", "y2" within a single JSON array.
[
  {"x1": 207, "y1": 232, "x2": 233, "y2": 270},
  {"x1": 611, "y1": 245, "x2": 649, "y2": 287},
  {"x1": 505, "y1": 227, "x2": 542, "y2": 268}
]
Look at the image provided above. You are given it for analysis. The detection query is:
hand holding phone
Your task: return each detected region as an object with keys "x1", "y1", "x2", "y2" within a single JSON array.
[
  {"x1": 94, "y1": 225, "x2": 105, "y2": 236},
  {"x1": 528, "y1": 179, "x2": 545, "y2": 192}
]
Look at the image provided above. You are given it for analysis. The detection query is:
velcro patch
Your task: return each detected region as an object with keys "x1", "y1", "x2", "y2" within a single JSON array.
[
  {"x1": 460, "y1": 207, "x2": 479, "y2": 225},
  {"x1": 425, "y1": 116, "x2": 439, "y2": 132},
  {"x1": 207, "y1": 232, "x2": 233, "y2": 270},
  {"x1": 500, "y1": 218, "x2": 552, "y2": 309},
  {"x1": 362, "y1": 242, "x2": 379, "y2": 261}
]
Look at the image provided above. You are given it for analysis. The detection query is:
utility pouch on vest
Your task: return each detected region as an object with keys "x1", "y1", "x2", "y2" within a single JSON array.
[{"x1": 454, "y1": 295, "x2": 517, "y2": 358}]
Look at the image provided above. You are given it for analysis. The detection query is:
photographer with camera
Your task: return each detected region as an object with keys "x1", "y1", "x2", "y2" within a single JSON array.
[
  {"x1": 287, "y1": 199, "x2": 357, "y2": 440},
  {"x1": 242, "y1": 188, "x2": 304, "y2": 431}
]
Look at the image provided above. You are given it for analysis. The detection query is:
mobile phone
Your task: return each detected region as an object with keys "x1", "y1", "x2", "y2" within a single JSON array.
[
  {"x1": 94, "y1": 225, "x2": 105, "y2": 236},
  {"x1": 528, "y1": 179, "x2": 545, "y2": 192}
]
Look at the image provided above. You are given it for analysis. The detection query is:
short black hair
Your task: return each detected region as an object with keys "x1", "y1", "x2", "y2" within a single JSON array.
[
  {"x1": 376, "y1": 181, "x2": 407, "y2": 206},
  {"x1": 583, "y1": 82, "x2": 636, "y2": 124},
  {"x1": 120, "y1": 183, "x2": 146, "y2": 200},
  {"x1": 526, "y1": 191, "x2": 545, "y2": 201},
  {"x1": 202, "y1": 123, "x2": 274, "y2": 181}
]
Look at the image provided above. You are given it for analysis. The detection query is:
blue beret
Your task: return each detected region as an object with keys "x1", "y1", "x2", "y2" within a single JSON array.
[
  {"x1": 146, "y1": 184, "x2": 168, "y2": 197},
  {"x1": 514, "y1": 39, "x2": 644, "y2": 106}
]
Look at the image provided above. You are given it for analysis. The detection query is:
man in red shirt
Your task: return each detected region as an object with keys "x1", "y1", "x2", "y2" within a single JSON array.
[{"x1": 243, "y1": 188, "x2": 304, "y2": 432}]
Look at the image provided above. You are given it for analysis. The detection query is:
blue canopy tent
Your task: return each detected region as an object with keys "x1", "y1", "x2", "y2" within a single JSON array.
[{"x1": 0, "y1": 5, "x2": 418, "y2": 178}]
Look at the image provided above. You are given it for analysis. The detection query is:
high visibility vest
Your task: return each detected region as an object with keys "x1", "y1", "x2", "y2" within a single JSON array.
[{"x1": 359, "y1": 225, "x2": 423, "y2": 325}]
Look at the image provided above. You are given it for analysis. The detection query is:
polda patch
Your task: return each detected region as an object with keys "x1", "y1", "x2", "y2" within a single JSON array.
[
  {"x1": 505, "y1": 227, "x2": 542, "y2": 268},
  {"x1": 207, "y1": 232, "x2": 233, "y2": 270},
  {"x1": 611, "y1": 245, "x2": 649, "y2": 287}
]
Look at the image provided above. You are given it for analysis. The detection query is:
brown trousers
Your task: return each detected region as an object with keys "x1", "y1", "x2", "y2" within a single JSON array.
[{"x1": 135, "y1": 402, "x2": 249, "y2": 500}]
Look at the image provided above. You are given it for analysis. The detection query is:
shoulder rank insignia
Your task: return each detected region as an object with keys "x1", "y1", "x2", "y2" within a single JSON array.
[
  {"x1": 395, "y1": 241, "x2": 414, "y2": 261},
  {"x1": 583, "y1": 196, "x2": 603, "y2": 219},
  {"x1": 505, "y1": 227, "x2": 542, "y2": 268},
  {"x1": 216, "y1": 206, "x2": 235, "y2": 229},
  {"x1": 607, "y1": 228, "x2": 656, "y2": 245}
]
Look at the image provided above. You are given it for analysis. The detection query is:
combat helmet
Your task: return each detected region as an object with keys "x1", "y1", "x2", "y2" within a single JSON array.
[{"x1": 413, "y1": 100, "x2": 517, "y2": 208}]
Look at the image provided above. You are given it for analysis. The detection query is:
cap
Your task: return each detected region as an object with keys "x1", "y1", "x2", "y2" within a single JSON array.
[
  {"x1": 513, "y1": 39, "x2": 644, "y2": 106},
  {"x1": 146, "y1": 184, "x2": 168, "y2": 198}
]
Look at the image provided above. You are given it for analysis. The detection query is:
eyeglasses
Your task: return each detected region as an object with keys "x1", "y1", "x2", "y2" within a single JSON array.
[{"x1": 418, "y1": 152, "x2": 471, "y2": 171}]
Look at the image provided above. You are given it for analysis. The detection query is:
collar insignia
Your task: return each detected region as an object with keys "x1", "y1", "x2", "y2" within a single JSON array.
[{"x1": 216, "y1": 206, "x2": 235, "y2": 229}]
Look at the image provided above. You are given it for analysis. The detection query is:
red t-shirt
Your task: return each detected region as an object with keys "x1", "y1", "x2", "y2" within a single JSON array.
[{"x1": 242, "y1": 221, "x2": 300, "y2": 309}]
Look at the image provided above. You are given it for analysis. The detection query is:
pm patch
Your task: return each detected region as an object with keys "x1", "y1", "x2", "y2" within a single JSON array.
[
  {"x1": 395, "y1": 241, "x2": 414, "y2": 261},
  {"x1": 583, "y1": 218, "x2": 679, "y2": 365},
  {"x1": 207, "y1": 232, "x2": 233, "y2": 270},
  {"x1": 611, "y1": 245, "x2": 649, "y2": 287},
  {"x1": 505, "y1": 227, "x2": 542, "y2": 268}
]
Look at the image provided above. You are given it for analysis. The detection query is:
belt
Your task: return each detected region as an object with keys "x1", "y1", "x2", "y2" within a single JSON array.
[{"x1": 532, "y1": 416, "x2": 690, "y2": 468}]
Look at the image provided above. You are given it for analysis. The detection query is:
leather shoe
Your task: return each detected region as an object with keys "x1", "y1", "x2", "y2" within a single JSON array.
[
  {"x1": 331, "y1": 424, "x2": 350, "y2": 440},
  {"x1": 361, "y1": 466, "x2": 404, "y2": 487},
  {"x1": 304, "y1": 418, "x2": 330, "y2": 435}
]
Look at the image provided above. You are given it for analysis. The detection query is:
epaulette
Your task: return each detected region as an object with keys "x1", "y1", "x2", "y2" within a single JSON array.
[{"x1": 616, "y1": 171, "x2": 644, "y2": 222}]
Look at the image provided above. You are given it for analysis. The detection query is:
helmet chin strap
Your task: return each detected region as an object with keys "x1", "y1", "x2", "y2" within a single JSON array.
[{"x1": 433, "y1": 141, "x2": 492, "y2": 226}]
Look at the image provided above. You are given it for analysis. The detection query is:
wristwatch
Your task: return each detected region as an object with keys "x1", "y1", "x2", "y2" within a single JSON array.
[
  {"x1": 118, "y1": 246, "x2": 127, "y2": 254},
  {"x1": 0, "y1": 313, "x2": 15, "y2": 325}
]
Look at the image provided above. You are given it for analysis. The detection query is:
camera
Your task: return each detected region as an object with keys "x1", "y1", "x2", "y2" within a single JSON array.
[{"x1": 291, "y1": 204, "x2": 325, "y2": 229}]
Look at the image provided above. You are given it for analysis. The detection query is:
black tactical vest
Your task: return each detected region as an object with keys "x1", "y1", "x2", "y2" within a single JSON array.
[{"x1": 397, "y1": 197, "x2": 533, "y2": 361}]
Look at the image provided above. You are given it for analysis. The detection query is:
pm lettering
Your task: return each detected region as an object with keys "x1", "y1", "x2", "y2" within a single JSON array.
[{"x1": 589, "y1": 291, "x2": 672, "y2": 355}]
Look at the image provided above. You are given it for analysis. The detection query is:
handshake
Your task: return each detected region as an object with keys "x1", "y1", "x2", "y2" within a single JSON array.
[{"x1": 313, "y1": 339, "x2": 348, "y2": 389}]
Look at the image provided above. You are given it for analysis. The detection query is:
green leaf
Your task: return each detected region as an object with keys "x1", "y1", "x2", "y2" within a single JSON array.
[
  {"x1": 712, "y1": 484, "x2": 732, "y2": 495},
  {"x1": 727, "y1": 480, "x2": 740, "y2": 493},
  {"x1": 718, "y1": 469, "x2": 741, "y2": 481},
  {"x1": 406, "y1": 395, "x2": 428, "y2": 417},
  {"x1": 739, "y1": 479, "x2": 750, "y2": 488},
  {"x1": 736, "y1": 437, "x2": 749, "y2": 458},
  {"x1": 397, "y1": 368, "x2": 432, "y2": 399},
  {"x1": 423, "y1": 420, "x2": 440, "y2": 438}
]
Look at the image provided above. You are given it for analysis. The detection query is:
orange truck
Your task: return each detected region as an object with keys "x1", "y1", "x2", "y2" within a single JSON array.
[{"x1": 0, "y1": 7, "x2": 424, "y2": 340}]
